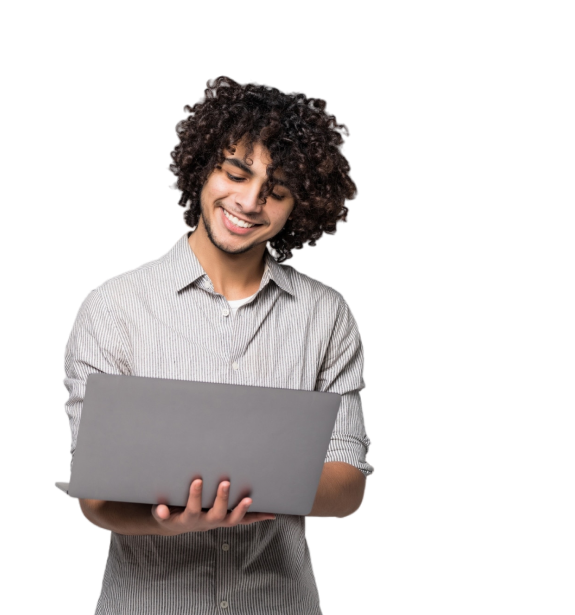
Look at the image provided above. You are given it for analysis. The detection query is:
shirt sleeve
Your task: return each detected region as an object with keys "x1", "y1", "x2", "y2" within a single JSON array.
[
  {"x1": 64, "y1": 288, "x2": 130, "y2": 463},
  {"x1": 315, "y1": 295, "x2": 374, "y2": 477}
]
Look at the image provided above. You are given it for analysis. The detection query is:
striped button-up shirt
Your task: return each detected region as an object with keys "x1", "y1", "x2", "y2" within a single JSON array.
[{"x1": 64, "y1": 232, "x2": 373, "y2": 615}]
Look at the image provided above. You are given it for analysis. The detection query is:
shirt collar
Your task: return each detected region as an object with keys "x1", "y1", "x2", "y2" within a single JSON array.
[{"x1": 169, "y1": 233, "x2": 295, "y2": 297}]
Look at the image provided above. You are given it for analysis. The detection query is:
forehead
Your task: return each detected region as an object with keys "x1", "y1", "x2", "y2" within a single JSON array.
[{"x1": 225, "y1": 141, "x2": 273, "y2": 169}]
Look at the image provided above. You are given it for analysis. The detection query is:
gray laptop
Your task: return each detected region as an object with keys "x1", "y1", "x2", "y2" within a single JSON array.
[{"x1": 56, "y1": 374, "x2": 341, "y2": 516}]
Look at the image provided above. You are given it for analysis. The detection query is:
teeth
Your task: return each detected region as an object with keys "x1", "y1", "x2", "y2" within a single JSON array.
[{"x1": 223, "y1": 209, "x2": 256, "y2": 228}]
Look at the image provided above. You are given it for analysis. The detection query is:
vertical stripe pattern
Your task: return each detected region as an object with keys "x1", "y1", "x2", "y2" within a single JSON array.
[{"x1": 64, "y1": 232, "x2": 373, "y2": 615}]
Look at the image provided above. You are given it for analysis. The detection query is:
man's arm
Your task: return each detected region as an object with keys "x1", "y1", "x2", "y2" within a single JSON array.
[
  {"x1": 308, "y1": 461, "x2": 366, "y2": 518},
  {"x1": 79, "y1": 479, "x2": 276, "y2": 536},
  {"x1": 313, "y1": 295, "x2": 373, "y2": 514},
  {"x1": 79, "y1": 498, "x2": 164, "y2": 535}
]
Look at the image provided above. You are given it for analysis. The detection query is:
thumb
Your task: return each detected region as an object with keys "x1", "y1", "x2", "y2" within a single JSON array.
[{"x1": 152, "y1": 504, "x2": 171, "y2": 521}]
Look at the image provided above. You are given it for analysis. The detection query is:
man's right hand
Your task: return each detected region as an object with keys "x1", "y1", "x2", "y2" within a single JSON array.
[{"x1": 151, "y1": 479, "x2": 276, "y2": 536}]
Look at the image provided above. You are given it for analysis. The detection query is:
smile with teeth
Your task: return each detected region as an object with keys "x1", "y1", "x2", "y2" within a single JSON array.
[{"x1": 222, "y1": 208, "x2": 258, "y2": 229}]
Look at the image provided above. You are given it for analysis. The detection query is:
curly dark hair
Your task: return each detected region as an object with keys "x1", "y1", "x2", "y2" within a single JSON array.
[{"x1": 169, "y1": 76, "x2": 357, "y2": 262}]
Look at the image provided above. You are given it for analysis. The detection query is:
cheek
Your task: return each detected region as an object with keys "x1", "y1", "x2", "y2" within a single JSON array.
[
  {"x1": 213, "y1": 175, "x2": 231, "y2": 192},
  {"x1": 281, "y1": 201, "x2": 295, "y2": 222},
  {"x1": 268, "y1": 203, "x2": 294, "y2": 229},
  {"x1": 203, "y1": 175, "x2": 230, "y2": 200}
]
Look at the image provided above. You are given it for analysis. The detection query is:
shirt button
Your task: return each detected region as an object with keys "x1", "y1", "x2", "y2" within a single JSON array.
[
  {"x1": 232, "y1": 362, "x2": 239, "y2": 371},
  {"x1": 221, "y1": 543, "x2": 230, "y2": 551},
  {"x1": 222, "y1": 308, "x2": 230, "y2": 317},
  {"x1": 220, "y1": 600, "x2": 229, "y2": 609}
]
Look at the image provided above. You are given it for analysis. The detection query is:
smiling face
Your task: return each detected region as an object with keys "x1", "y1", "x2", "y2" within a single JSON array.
[{"x1": 198, "y1": 141, "x2": 294, "y2": 256}]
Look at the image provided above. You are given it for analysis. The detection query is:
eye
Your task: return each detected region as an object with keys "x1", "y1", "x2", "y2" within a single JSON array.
[{"x1": 225, "y1": 170, "x2": 288, "y2": 201}]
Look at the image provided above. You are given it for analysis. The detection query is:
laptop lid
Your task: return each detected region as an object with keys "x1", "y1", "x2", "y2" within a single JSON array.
[{"x1": 60, "y1": 374, "x2": 341, "y2": 516}]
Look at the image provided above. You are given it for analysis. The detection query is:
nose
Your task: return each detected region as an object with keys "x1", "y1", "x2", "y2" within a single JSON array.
[{"x1": 235, "y1": 181, "x2": 266, "y2": 214}]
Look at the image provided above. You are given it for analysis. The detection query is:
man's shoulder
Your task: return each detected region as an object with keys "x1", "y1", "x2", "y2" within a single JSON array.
[
  {"x1": 277, "y1": 261, "x2": 348, "y2": 311},
  {"x1": 92, "y1": 248, "x2": 173, "y2": 305}
]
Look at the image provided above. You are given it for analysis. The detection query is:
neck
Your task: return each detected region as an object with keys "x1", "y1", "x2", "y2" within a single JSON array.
[{"x1": 187, "y1": 220, "x2": 266, "y2": 300}]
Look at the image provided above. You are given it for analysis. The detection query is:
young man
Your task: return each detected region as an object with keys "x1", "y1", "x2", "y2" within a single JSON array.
[{"x1": 64, "y1": 76, "x2": 373, "y2": 615}]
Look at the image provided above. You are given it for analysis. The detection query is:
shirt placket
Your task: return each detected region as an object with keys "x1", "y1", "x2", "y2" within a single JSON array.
[
  {"x1": 215, "y1": 526, "x2": 235, "y2": 612},
  {"x1": 196, "y1": 277, "x2": 235, "y2": 369},
  {"x1": 227, "y1": 272, "x2": 278, "y2": 382}
]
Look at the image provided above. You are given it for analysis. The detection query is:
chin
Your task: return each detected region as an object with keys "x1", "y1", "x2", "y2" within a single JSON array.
[{"x1": 206, "y1": 228, "x2": 261, "y2": 255}]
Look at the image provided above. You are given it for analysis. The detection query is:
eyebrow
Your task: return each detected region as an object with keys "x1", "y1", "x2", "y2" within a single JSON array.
[{"x1": 224, "y1": 157, "x2": 289, "y2": 189}]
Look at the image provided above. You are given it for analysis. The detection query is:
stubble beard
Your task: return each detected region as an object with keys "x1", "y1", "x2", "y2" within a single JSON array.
[{"x1": 201, "y1": 202, "x2": 265, "y2": 256}]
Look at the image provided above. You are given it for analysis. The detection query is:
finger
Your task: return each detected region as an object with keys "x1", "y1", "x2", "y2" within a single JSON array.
[
  {"x1": 226, "y1": 497, "x2": 253, "y2": 526},
  {"x1": 208, "y1": 481, "x2": 230, "y2": 522},
  {"x1": 152, "y1": 504, "x2": 171, "y2": 521},
  {"x1": 181, "y1": 479, "x2": 203, "y2": 520}
]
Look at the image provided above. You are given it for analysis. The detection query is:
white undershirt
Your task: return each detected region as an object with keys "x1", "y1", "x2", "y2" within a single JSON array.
[{"x1": 226, "y1": 292, "x2": 258, "y2": 316}]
